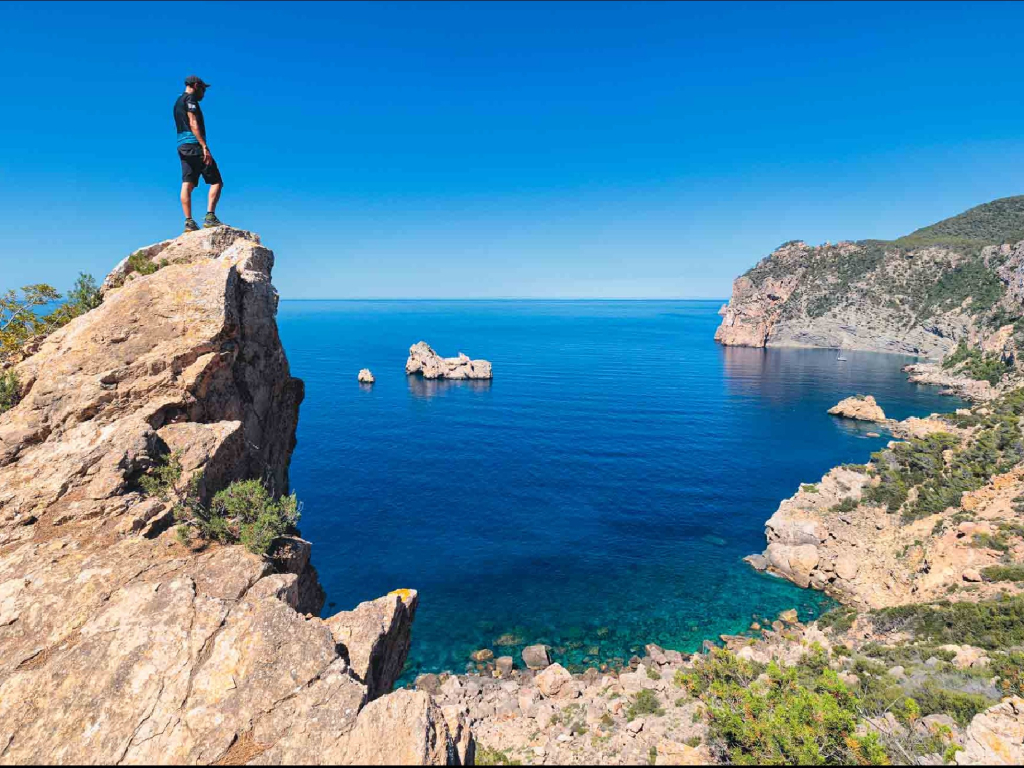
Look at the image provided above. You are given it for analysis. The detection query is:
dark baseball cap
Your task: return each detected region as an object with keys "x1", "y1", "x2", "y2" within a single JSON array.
[{"x1": 184, "y1": 75, "x2": 210, "y2": 88}]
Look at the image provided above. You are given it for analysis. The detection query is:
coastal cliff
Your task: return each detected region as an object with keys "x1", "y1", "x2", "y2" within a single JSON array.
[
  {"x1": 715, "y1": 196, "x2": 1024, "y2": 363},
  {"x1": 0, "y1": 229, "x2": 466, "y2": 765}
]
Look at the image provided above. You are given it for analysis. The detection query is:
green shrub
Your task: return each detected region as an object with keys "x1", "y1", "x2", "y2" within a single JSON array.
[
  {"x1": 816, "y1": 605, "x2": 857, "y2": 634},
  {"x1": 174, "y1": 478, "x2": 301, "y2": 555},
  {"x1": 126, "y1": 250, "x2": 168, "y2": 277},
  {"x1": 0, "y1": 370, "x2": 19, "y2": 414},
  {"x1": 982, "y1": 564, "x2": 1024, "y2": 582},
  {"x1": 990, "y1": 651, "x2": 1024, "y2": 697},
  {"x1": 870, "y1": 597, "x2": 1024, "y2": 649},
  {"x1": 830, "y1": 497, "x2": 859, "y2": 515},
  {"x1": 646, "y1": 665, "x2": 660, "y2": 680},
  {"x1": 138, "y1": 450, "x2": 183, "y2": 500},
  {"x1": 2, "y1": 275, "x2": 103, "y2": 361},
  {"x1": 626, "y1": 689, "x2": 664, "y2": 721},
  {"x1": 800, "y1": 483, "x2": 819, "y2": 494},
  {"x1": 911, "y1": 681, "x2": 993, "y2": 726},
  {"x1": 702, "y1": 659, "x2": 888, "y2": 765},
  {"x1": 475, "y1": 746, "x2": 521, "y2": 766}
]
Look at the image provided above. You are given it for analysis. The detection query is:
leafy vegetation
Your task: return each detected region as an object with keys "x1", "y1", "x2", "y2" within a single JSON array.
[
  {"x1": 894, "y1": 195, "x2": 1024, "y2": 251},
  {"x1": 138, "y1": 450, "x2": 183, "y2": 500},
  {"x1": 125, "y1": 250, "x2": 170, "y2": 277},
  {"x1": 816, "y1": 605, "x2": 858, "y2": 634},
  {"x1": 0, "y1": 370, "x2": 19, "y2": 415},
  {"x1": 625, "y1": 689, "x2": 664, "y2": 721},
  {"x1": 941, "y1": 339, "x2": 1011, "y2": 385},
  {"x1": 174, "y1": 477, "x2": 301, "y2": 555},
  {"x1": 863, "y1": 389, "x2": 1024, "y2": 522},
  {"x1": 1, "y1": 274, "x2": 102, "y2": 360},
  {"x1": 870, "y1": 597, "x2": 1024, "y2": 650},
  {"x1": 475, "y1": 745, "x2": 522, "y2": 766},
  {"x1": 982, "y1": 564, "x2": 1024, "y2": 582},
  {"x1": 679, "y1": 649, "x2": 887, "y2": 765}
]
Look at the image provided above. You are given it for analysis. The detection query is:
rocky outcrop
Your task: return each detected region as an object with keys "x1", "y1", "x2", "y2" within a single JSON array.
[
  {"x1": 753, "y1": 404, "x2": 1024, "y2": 609},
  {"x1": 828, "y1": 395, "x2": 886, "y2": 422},
  {"x1": 358, "y1": 368, "x2": 375, "y2": 384},
  {"x1": 958, "y1": 696, "x2": 1024, "y2": 765},
  {"x1": 903, "y1": 361, "x2": 999, "y2": 402},
  {"x1": 714, "y1": 197, "x2": 1024, "y2": 381},
  {"x1": 406, "y1": 341, "x2": 492, "y2": 380},
  {"x1": 0, "y1": 229, "x2": 461, "y2": 765}
]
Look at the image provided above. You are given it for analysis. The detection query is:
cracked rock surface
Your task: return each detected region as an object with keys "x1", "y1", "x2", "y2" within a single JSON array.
[{"x1": 0, "y1": 228, "x2": 464, "y2": 765}]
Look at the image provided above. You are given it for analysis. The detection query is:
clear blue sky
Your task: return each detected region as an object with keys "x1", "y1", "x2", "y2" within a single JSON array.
[{"x1": 3, "y1": 1, "x2": 1024, "y2": 299}]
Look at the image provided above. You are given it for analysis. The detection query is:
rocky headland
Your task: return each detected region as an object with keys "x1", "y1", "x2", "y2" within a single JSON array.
[
  {"x1": 0, "y1": 229, "x2": 467, "y2": 765},
  {"x1": 406, "y1": 341, "x2": 493, "y2": 380},
  {"x1": 714, "y1": 197, "x2": 1024, "y2": 397}
]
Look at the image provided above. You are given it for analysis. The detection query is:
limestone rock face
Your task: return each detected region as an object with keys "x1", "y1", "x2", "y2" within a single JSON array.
[
  {"x1": 713, "y1": 214, "x2": 1024, "y2": 367},
  {"x1": 828, "y1": 395, "x2": 886, "y2": 422},
  {"x1": 405, "y1": 341, "x2": 493, "y2": 380},
  {"x1": 0, "y1": 228, "x2": 454, "y2": 765},
  {"x1": 958, "y1": 696, "x2": 1024, "y2": 765},
  {"x1": 327, "y1": 589, "x2": 419, "y2": 700}
]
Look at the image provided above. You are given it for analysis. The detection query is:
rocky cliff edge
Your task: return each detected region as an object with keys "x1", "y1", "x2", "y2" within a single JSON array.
[{"x1": 0, "y1": 228, "x2": 468, "y2": 765}]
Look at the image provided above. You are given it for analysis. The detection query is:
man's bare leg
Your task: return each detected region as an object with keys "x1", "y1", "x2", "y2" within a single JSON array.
[
  {"x1": 207, "y1": 183, "x2": 222, "y2": 215},
  {"x1": 180, "y1": 182, "x2": 196, "y2": 218}
]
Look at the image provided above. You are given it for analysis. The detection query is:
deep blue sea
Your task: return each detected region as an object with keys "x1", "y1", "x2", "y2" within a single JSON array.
[{"x1": 278, "y1": 300, "x2": 960, "y2": 678}]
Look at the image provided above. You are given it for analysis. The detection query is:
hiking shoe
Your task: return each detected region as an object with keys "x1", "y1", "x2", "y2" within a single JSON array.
[
  {"x1": 184, "y1": 218, "x2": 199, "y2": 232},
  {"x1": 203, "y1": 213, "x2": 226, "y2": 228}
]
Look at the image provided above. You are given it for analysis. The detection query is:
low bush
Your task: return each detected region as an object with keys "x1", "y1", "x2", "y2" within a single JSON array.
[
  {"x1": 126, "y1": 250, "x2": 169, "y2": 277},
  {"x1": 702, "y1": 658, "x2": 888, "y2": 765},
  {"x1": 911, "y1": 681, "x2": 992, "y2": 726},
  {"x1": 626, "y1": 689, "x2": 664, "y2": 721},
  {"x1": 174, "y1": 478, "x2": 301, "y2": 555},
  {"x1": 138, "y1": 450, "x2": 183, "y2": 500},
  {"x1": 1, "y1": 274, "x2": 103, "y2": 360},
  {"x1": 982, "y1": 564, "x2": 1024, "y2": 582},
  {"x1": 870, "y1": 597, "x2": 1024, "y2": 650},
  {"x1": 990, "y1": 651, "x2": 1024, "y2": 697},
  {"x1": 0, "y1": 370, "x2": 19, "y2": 414}
]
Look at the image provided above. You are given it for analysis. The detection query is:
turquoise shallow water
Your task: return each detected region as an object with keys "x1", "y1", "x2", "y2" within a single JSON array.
[{"x1": 278, "y1": 300, "x2": 961, "y2": 678}]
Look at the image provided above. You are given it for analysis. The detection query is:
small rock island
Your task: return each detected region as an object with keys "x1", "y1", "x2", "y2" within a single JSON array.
[
  {"x1": 358, "y1": 368, "x2": 375, "y2": 384},
  {"x1": 405, "y1": 341, "x2": 492, "y2": 380},
  {"x1": 827, "y1": 394, "x2": 886, "y2": 422}
]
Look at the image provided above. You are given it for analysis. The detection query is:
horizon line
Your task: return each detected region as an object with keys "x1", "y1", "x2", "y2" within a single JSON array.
[{"x1": 277, "y1": 296, "x2": 730, "y2": 302}]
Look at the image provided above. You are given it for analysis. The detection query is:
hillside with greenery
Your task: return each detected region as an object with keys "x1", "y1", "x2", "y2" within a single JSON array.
[{"x1": 726, "y1": 196, "x2": 1024, "y2": 372}]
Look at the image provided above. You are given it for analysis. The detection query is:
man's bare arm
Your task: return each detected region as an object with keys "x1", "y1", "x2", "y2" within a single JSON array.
[{"x1": 188, "y1": 113, "x2": 212, "y2": 164}]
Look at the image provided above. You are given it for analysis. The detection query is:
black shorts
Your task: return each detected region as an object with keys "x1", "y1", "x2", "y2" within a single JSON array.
[{"x1": 178, "y1": 144, "x2": 223, "y2": 185}]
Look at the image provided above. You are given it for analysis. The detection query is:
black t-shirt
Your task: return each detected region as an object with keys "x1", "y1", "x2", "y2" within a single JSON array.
[{"x1": 173, "y1": 91, "x2": 205, "y2": 146}]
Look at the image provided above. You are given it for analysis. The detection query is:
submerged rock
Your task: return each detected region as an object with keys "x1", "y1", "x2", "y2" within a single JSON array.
[
  {"x1": 522, "y1": 644, "x2": 551, "y2": 670},
  {"x1": 828, "y1": 394, "x2": 887, "y2": 422},
  {"x1": 405, "y1": 341, "x2": 492, "y2": 380}
]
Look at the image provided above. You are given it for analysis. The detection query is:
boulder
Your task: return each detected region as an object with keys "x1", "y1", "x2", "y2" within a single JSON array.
[
  {"x1": 405, "y1": 341, "x2": 493, "y2": 380},
  {"x1": 522, "y1": 644, "x2": 551, "y2": 669},
  {"x1": 495, "y1": 656, "x2": 515, "y2": 678},
  {"x1": 828, "y1": 395, "x2": 886, "y2": 422},
  {"x1": 957, "y1": 696, "x2": 1024, "y2": 765},
  {"x1": 835, "y1": 554, "x2": 859, "y2": 581},
  {"x1": 535, "y1": 663, "x2": 573, "y2": 697},
  {"x1": 357, "y1": 368, "x2": 375, "y2": 384}
]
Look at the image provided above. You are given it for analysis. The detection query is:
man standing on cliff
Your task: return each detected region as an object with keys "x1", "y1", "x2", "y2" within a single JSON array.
[{"x1": 174, "y1": 75, "x2": 226, "y2": 233}]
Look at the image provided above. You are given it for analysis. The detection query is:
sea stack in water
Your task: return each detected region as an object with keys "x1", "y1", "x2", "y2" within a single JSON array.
[
  {"x1": 358, "y1": 368, "x2": 375, "y2": 384},
  {"x1": 405, "y1": 341, "x2": 492, "y2": 380},
  {"x1": 828, "y1": 394, "x2": 886, "y2": 422}
]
